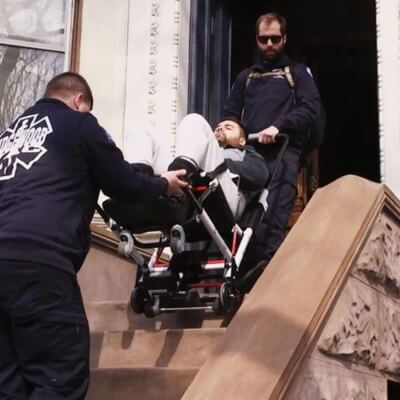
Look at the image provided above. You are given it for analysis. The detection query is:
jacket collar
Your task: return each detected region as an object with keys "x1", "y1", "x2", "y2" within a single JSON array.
[
  {"x1": 252, "y1": 54, "x2": 292, "y2": 72},
  {"x1": 36, "y1": 97, "x2": 70, "y2": 109}
]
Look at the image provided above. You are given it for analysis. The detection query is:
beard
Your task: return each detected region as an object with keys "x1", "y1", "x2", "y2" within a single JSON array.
[
  {"x1": 215, "y1": 133, "x2": 227, "y2": 147},
  {"x1": 258, "y1": 44, "x2": 285, "y2": 63}
]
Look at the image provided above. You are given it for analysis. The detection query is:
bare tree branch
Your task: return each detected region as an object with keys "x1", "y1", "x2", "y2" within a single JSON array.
[{"x1": 0, "y1": 47, "x2": 20, "y2": 102}]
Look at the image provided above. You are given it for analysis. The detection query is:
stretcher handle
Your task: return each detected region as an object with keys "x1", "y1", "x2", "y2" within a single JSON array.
[
  {"x1": 268, "y1": 133, "x2": 289, "y2": 187},
  {"x1": 247, "y1": 133, "x2": 260, "y2": 141},
  {"x1": 247, "y1": 132, "x2": 288, "y2": 143}
]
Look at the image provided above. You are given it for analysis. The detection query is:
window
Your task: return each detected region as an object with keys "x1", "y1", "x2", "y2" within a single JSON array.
[{"x1": 0, "y1": 0, "x2": 76, "y2": 132}]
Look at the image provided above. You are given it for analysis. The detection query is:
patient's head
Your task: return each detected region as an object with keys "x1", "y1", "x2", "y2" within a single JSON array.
[{"x1": 214, "y1": 120, "x2": 246, "y2": 148}]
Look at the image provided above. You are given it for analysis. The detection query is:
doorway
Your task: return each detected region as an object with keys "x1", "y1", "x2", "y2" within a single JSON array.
[
  {"x1": 189, "y1": 0, "x2": 380, "y2": 186},
  {"x1": 229, "y1": 0, "x2": 380, "y2": 186}
]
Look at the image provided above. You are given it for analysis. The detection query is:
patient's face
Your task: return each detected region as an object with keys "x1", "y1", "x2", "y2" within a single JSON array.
[{"x1": 214, "y1": 120, "x2": 245, "y2": 148}]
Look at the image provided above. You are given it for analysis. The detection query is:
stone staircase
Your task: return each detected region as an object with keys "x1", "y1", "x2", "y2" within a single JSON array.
[
  {"x1": 88, "y1": 325, "x2": 225, "y2": 399},
  {"x1": 79, "y1": 241, "x2": 227, "y2": 399}
]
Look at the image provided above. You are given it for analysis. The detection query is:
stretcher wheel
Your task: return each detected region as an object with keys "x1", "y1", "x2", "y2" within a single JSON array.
[
  {"x1": 212, "y1": 297, "x2": 224, "y2": 315},
  {"x1": 213, "y1": 281, "x2": 242, "y2": 315},
  {"x1": 118, "y1": 231, "x2": 134, "y2": 257},
  {"x1": 220, "y1": 281, "x2": 235, "y2": 312},
  {"x1": 130, "y1": 287, "x2": 148, "y2": 314},
  {"x1": 184, "y1": 291, "x2": 201, "y2": 307},
  {"x1": 144, "y1": 296, "x2": 161, "y2": 318},
  {"x1": 170, "y1": 224, "x2": 185, "y2": 254}
]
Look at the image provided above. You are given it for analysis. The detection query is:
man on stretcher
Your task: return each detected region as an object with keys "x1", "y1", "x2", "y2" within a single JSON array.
[{"x1": 125, "y1": 113, "x2": 269, "y2": 219}]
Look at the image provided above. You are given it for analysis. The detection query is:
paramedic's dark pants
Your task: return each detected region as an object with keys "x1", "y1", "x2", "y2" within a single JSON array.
[
  {"x1": 242, "y1": 146, "x2": 300, "y2": 270},
  {"x1": 0, "y1": 261, "x2": 90, "y2": 400}
]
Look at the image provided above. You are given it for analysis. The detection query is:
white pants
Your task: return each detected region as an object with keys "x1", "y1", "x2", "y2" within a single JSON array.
[{"x1": 125, "y1": 114, "x2": 246, "y2": 218}]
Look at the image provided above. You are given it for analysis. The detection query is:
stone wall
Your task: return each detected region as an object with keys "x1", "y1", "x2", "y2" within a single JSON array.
[
  {"x1": 287, "y1": 212, "x2": 400, "y2": 399},
  {"x1": 79, "y1": 0, "x2": 190, "y2": 153}
]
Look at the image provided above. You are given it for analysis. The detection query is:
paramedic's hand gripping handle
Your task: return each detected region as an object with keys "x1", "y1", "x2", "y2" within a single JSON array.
[
  {"x1": 162, "y1": 169, "x2": 188, "y2": 196},
  {"x1": 257, "y1": 126, "x2": 279, "y2": 144}
]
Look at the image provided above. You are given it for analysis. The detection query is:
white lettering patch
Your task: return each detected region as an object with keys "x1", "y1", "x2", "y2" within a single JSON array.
[{"x1": 0, "y1": 114, "x2": 53, "y2": 181}]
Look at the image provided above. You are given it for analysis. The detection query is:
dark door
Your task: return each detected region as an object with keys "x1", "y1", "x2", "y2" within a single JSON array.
[{"x1": 189, "y1": 0, "x2": 380, "y2": 186}]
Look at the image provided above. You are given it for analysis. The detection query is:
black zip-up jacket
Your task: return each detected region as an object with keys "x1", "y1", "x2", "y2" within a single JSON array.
[
  {"x1": 223, "y1": 54, "x2": 321, "y2": 151},
  {"x1": 0, "y1": 98, "x2": 168, "y2": 274},
  {"x1": 223, "y1": 145, "x2": 269, "y2": 191}
]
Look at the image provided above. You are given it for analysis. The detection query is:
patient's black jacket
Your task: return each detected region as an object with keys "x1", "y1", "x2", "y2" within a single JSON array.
[
  {"x1": 0, "y1": 98, "x2": 168, "y2": 274},
  {"x1": 223, "y1": 145, "x2": 269, "y2": 191}
]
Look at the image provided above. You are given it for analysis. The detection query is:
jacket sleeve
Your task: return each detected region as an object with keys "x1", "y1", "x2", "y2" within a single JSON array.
[
  {"x1": 224, "y1": 147, "x2": 269, "y2": 191},
  {"x1": 273, "y1": 64, "x2": 321, "y2": 134},
  {"x1": 78, "y1": 114, "x2": 168, "y2": 201},
  {"x1": 222, "y1": 69, "x2": 250, "y2": 124}
]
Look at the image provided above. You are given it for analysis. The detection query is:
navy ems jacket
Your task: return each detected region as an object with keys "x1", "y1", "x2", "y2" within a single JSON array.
[
  {"x1": 0, "y1": 98, "x2": 168, "y2": 274},
  {"x1": 223, "y1": 54, "x2": 321, "y2": 151}
]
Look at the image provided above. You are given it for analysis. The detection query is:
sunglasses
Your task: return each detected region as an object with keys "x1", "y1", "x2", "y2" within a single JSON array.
[{"x1": 257, "y1": 35, "x2": 283, "y2": 45}]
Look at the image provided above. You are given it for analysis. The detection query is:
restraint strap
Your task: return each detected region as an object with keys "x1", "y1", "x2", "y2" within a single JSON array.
[{"x1": 205, "y1": 161, "x2": 228, "y2": 180}]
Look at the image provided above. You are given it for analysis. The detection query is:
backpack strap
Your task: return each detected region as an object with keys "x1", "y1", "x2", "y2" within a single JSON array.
[
  {"x1": 244, "y1": 66, "x2": 297, "y2": 102},
  {"x1": 245, "y1": 70, "x2": 286, "y2": 89},
  {"x1": 283, "y1": 66, "x2": 295, "y2": 89}
]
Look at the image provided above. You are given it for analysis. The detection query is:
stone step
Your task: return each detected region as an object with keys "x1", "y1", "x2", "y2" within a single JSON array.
[
  {"x1": 79, "y1": 243, "x2": 137, "y2": 303},
  {"x1": 90, "y1": 328, "x2": 224, "y2": 368},
  {"x1": 87, "y1": 367, "x2": 198, "y2": 400},
  {"x1": 85, "y1": 301, "x2": 228, "y2": 331}
]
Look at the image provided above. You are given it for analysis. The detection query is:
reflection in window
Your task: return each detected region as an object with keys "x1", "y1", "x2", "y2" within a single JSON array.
[
  {"x1": 0, "y1": 0, "x2": 66, "y2": 47},
  {"x1": 0, "y1": 45, "x2": 64, "y2": 132}
]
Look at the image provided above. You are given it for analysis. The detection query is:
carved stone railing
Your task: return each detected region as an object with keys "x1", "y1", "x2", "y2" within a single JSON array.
[
  {"x1": 181, "y1": 175, "x2": 400, "y2": 400},
  {"x1": 316, "y1": 211, "x2": 400, "y2": 377}
]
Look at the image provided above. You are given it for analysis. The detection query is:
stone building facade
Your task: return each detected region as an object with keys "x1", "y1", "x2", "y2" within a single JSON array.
[{"x1": 287, "y1": 212, "x2": 400, "y2": 398}]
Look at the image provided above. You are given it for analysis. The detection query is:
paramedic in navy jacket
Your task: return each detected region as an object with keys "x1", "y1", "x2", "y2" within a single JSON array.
[
  {"x1": 0, "y1": 72, "x2": 187, "y2": 400},
  {"x1": 223, "y1": 13, "x2": 321, "y2": 276}
]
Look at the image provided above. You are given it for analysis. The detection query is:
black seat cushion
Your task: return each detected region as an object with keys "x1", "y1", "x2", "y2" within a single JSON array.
[{"x1": 103, "y1": 195, "x2": 191, "y2": 233}]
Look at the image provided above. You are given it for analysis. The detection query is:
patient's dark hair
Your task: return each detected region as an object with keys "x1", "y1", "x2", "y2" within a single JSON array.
[
  {"x1": 217, "y1": 118, "x2": 247, "y2": 139},
  {"x1": 44, "y1": 72, "x2": 93, "y2": 110}
]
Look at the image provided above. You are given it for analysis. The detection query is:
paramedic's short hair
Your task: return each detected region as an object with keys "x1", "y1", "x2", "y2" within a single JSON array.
[
  {"x1": 255, "y1": 13, "x2": 287, "y2": 36},
  {"x1": 44, "y1": 72, "x2": 94, "y2": 110}
]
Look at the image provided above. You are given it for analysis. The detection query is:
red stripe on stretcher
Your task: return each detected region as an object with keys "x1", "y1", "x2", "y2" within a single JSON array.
[
  {"x1": 189, "y1": 185, "x2": 208, "y2": 192},
  {"x1": 206, "y1": 259, "x2": 225, "y2": 264},
  {"x1": 187, "y1": 281, "x2": 223, "y2": 289},
  {"x1": 231, "y1": 230, "x2": 238, "y2": 255},
  {"x1": 154, "y1": 263, "x2": 168, "y2": 268}
]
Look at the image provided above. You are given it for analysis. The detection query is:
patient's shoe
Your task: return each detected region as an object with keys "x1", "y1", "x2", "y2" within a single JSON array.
[{"x1": 168, "y1": 156, "x2": 199, "y2": 184}]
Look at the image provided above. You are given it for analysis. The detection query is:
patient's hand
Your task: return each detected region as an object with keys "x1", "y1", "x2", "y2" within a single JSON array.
[{"x1": 162, "y1": 169, "x2": 188, "y2": 196}]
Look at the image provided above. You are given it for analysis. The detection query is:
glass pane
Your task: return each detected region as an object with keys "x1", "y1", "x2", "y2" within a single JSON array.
[
  {"x1": 0, "y1": 45, "x2": 64, "y2": 132},
  {"x1": 0, "y1": 0, "x2": 67, "y2": 47}
]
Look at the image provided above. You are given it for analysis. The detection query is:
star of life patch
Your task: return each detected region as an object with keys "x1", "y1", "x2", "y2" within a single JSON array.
[{"x1": 0, "y1": 114, "x2": 53, "y2": 181}]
